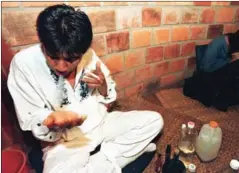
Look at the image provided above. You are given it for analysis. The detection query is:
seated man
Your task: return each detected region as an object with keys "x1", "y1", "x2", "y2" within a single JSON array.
[
  {"x1": 200, "y1": 30, "x2": 239, "y2": 72},
  {"x1": 7, "y1": 4, "x2": 163, "y2": 173},
  {"x1": 184, "y1": 30, "x2": 239, "y2": 111}
]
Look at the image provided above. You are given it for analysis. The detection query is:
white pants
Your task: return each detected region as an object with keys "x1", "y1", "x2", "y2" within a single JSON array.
[{"x1": 43, "y1": 111, "x2": 164, "y2": 173}]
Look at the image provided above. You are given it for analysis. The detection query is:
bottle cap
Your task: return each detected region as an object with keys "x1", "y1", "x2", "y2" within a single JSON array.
[
  {"x1": 188, "y1": 121, "x2": 195, "y2": 129},
  {"x1": 210, "y1": 121, "x2": 218, "y2": 128},
  {"x1": 182, "y1": 124, "x2": 186, "y2": 129},
  {"x1": 230, "y1": 159, "x2": 239, "y2": 170},
  {"x1": 188, "y1": 163, "x2": 196, "y2": 172}
]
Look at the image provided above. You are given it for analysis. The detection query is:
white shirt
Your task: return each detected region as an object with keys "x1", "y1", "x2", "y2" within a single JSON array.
[{"x1": 7, "y1": 44, "x2": 117, "y2": 142}]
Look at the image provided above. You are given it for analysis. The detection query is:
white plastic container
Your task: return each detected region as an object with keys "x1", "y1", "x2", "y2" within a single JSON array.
[
  {"x1": 196, "y1": 121, "x2": 222, "y2": 162},
  {"x1": 230, "y1": 159, "x2": 239, "y2": 173}
]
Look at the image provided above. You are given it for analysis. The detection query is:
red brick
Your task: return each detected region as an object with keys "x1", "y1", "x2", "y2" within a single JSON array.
[
  {"x1": 153, "y1": 28, "x2": 170, "y2": 44},
  {"x1": 116, "y1": 7, "x2": 141, "y2": 29},
  {"x1": 1, "y1": 2, "x2": 19, "y2": 7},
  {"x1": 153, "y1": 62, "x2": 169, "y2": 77},
  {"x1": 216, "y1": 8, "x2": 234, "y2": 23},
  {"x1": 146, "y1": 46, "x2": 164, "y2": 63},
  {"x1": 162, "y1": 8, "x2": 181, "y2": 24},
  {"x1": 164, "y1": 43, "x2": 181, "y2": 59},
  {"x1": 125, "y1": 49, "x2": 145, "y2": 69},
  {"x1": 68, "y1": 1, "x2": 100, "y2": 6},
  {"x1": 174, "y1": 2, "x2": 193, "y2": 5},
  {"x1": 103, "y1": 2, "x2": 128, "y2": 6},
  {"x1": 200, "y1": 8, "x2": 215, "y2": 23},
  {"x1": 102, "y1": 53, "x2": 124, "y2": 74},
  {"x1": 172, "y1": 26, "x2": 190, "y2": 42},
  {"x1": 2, "y1": 11, "x2": 40, "y2": 46},
  {"x1": 132, "y1": 30, "x2": 151, "y2": 48},
  {"x1": 156, "y1": 2, "x2": 175, "y2": 5},
  {"x1": 231, "y1": 1, "x2": 239, "y2": 5},
  {"x1": 157, "y1": 2, "x2": 194, "y2": 6},
  {"x1": 91, "y1": 35, "x2": 106, "y2": 57},
  {"x1": 169, "y1": 59, "x2": 186, "y2": 73},
  {"x1": 160, "y1": 73, "x2": 183, "y2": 87},
  {"x1": 113, "y1": 70, "x2": 135, "y2": 90},
  {"x1": 187, "y1": 56, "x2": 196, "y2": 69},
  {"x1": 130, "y1": 2, "x2": 148, "y2": 5},
  {"x1": 106, "y1": 31, "x2": 129, "y2": 54},
  {"x1": 142, "y1": 7, "x2": 161, "y2": 26},
  {"x1": 235, "y1": 8, "x2": 239, "y2": 22},
  {"x1": 22, "y1": 1, "x2": 64, "y2": 7},
  {"x1": 117, "y1": 90, "x2": 125, "y2": 99},
  {"x1": 191, "y1": 26, "x2": 207, "y2": 40},
  {"x1": 207, "y1": 24, "x2": 224, "y2": 39},
  {"x1": 223, "y1": 24, "x2": 238, "y2": 34},
  {"x1": 181, "y1": 42, "x2": 196, "y2": 57},
  {"x1": 182, "y1": 8, "x2": 199, "y2": 24},
  {"x1": 135, "y1": 65, "x2": 154, "y2": 82},
  {"x1": 88, "y1": 10, "x2": 116, "y2": 33},
  {"x1": 212, "y1": 2, "x2": 231, "y2": 6},
  {"x1": 125, "y1": 83, "x2": 144, "y2": 97},
  {"x1": 194, "y1": 2, "x2": 211, "y2": 6}
]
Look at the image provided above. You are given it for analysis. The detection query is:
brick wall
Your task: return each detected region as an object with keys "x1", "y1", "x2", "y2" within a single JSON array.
[{"x1": 2, "y1": 1, "x2": 239, "y2": 98}]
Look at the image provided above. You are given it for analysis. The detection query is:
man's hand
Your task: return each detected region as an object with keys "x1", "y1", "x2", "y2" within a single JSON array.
[
  {"x1": 43, "y1": 111, "x2": 87, "y2": 129},
  {"x1": 82, "y1": 61, "x2": 107, "y2": 96}
]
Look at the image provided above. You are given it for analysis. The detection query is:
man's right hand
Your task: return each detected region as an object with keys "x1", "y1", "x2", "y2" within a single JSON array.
[{"x1": 43, "y1": 111, "x2": 87, "y2": 129}]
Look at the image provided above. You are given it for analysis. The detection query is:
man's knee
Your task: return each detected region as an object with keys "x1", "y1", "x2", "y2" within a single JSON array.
[{"x1": 147, "y1": 111, "x2": 164, "y2": 133}]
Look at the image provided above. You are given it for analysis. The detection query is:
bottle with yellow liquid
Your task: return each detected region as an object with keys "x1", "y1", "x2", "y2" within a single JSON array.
[{"x1": 178, "y1": 121, "x2": 197, "y2": 155}]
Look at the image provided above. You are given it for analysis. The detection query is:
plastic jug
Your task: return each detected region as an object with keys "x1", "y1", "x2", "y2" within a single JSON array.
[{"x1": 196, "y1": 121, "x2": 222, "y2": 162}]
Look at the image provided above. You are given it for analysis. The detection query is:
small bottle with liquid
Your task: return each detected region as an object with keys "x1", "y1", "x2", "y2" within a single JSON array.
[{"x1": 178, "y1": 121, "x2": 197, "y2": 155}]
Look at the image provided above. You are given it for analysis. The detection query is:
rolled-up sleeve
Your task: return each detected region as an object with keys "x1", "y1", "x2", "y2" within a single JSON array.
[{"x1": 7, "y1": 56, "x2": 61, "y2": 142}]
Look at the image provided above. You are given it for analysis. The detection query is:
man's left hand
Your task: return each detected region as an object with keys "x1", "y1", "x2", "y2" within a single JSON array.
[{"x1": 81, "y1": 61, "x2": 107, "y2": 96}]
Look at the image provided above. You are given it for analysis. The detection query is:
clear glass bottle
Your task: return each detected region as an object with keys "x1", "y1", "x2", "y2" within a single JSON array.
[{"x1": 178, "y1": 122, "x2": 197, "y2": 155}]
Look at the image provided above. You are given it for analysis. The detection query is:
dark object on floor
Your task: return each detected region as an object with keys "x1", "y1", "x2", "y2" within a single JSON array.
[
  {"x1": 183, "y1": 60, "x2": 239, "y2": 111},
  {"x1": 162, "y1": 145, "x2": 186, "y2": 173},
  {"x1": 122, "y1": 151, "x2": 155, "y2": 173}
]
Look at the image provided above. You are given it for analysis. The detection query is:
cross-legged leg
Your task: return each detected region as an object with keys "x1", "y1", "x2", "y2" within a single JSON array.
[
  {"x1": 43, "y1": 144, "x2": 119, "y2": 173},
  {"x1": 100, "y1": 110, "x2": 164, "y2": 168}
]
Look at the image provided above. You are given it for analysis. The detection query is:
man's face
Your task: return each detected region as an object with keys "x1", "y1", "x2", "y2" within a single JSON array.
[{"x1": 42, "y1": 45, "x2": 82, "y2": 77}]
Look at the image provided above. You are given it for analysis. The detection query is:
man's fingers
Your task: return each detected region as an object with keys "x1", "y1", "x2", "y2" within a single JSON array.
[
  {"x1": 75, "y1": 116, "x2": 86, "y2": 126},
  {"x1": 96, "y1": 61, "x2": 102, "y2": 74},
  {"x1": 54, "y1": 116, "x2": 68, "y2": 128},
  {"x1": 43, "y1": 116, "x2": 55, "y2": 128},
  {"x1": 82, "y1": 76, "x2": 99, "y2": 84},
  {"x1": 88, "y1": 84, "x2": 101, "y2": 88},
  {"x1": 85, "y1": 71, "x2": 101, "y2": 81}
]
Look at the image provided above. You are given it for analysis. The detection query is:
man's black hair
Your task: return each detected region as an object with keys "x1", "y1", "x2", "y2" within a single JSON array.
[{"x1": 36, "y1": 4, "x2": 93, "y2": 59}]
